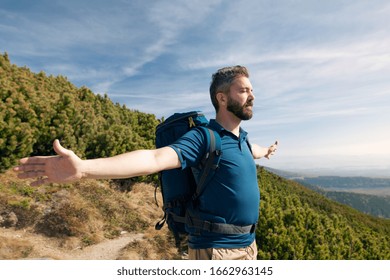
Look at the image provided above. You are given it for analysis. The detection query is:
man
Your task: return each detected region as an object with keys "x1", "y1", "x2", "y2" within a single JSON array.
[{"x1": 14, "y1": 65, "x2": 277, "y2": 260}]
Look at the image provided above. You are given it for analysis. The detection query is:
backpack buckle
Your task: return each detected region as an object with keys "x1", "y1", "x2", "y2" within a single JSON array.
[
  {"x1": 188, "y1": 116, "x2": 196, "y2": 128},
  {"x1": 202, "y1": 220, "x2": 212, "y2": 232}
]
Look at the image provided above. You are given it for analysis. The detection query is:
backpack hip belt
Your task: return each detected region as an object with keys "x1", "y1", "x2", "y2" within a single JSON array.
[{"x1": 186, "y1": 214, "x2": 257, "y2": 234}]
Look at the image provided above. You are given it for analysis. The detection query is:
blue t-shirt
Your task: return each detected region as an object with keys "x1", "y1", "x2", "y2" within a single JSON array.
[{"x1": 169, "y1": 119, "x2": 260, "y2": 249}]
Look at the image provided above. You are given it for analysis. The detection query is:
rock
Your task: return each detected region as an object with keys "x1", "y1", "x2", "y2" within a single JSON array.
[{"x1": 0, "y1": 211, "x2": 19, "y2": 228}]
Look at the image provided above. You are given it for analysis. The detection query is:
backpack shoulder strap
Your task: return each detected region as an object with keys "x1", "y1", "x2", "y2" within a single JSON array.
[{"x1": 192, "y1": 126, "x2": 222, "y2": 200}]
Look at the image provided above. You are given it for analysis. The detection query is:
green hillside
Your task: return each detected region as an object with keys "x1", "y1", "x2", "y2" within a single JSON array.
[
  {"x1": 0, "y1": 53, "x2": 158, "y2": 174},
  {"x1": 323, "y1": 191, "x2": 390, "y2": 219},
  {"x1": 257, "y1": 168, "x2": 390, "y2": 259},
  {"x1": 1, "y1": 53, "x2": 389, "y2": 259}
]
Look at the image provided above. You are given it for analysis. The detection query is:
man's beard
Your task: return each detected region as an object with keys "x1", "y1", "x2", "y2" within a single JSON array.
[{"x1": 227, "y1": 96, "x2": 253, "y2": 120}]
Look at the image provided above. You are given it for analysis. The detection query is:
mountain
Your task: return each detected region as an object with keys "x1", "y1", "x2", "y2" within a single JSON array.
[
  {"x1": 295, "y1": 176, "x2": 390, "y2": 192},
  {"x1": 1, "y1": 54, "x2": 390, "y2": 260}
]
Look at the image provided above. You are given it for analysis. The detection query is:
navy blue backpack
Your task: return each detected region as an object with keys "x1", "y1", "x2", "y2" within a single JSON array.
[{"x1": 154, "y1": 111, "x2": 221, "y2": 247}]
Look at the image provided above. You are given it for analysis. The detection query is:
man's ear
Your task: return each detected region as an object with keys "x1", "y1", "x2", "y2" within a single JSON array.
[{"x1": 216, "y1": 92, "x2": 227, "y2": 108}]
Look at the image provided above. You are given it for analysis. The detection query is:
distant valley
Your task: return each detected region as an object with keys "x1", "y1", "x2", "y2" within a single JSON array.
[{"x1": 264, "y1": 167, "x2": 390, "y2": 219}]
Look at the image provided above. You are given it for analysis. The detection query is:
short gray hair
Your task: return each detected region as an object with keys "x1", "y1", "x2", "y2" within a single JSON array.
[{"x1": 209, "y1": 65, "x2": 249, "y2": 111}]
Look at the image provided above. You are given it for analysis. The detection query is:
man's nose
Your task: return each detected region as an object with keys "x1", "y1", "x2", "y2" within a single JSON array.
[{"x1": 249, "y1": 90, "x2": 255, "y2": 101}]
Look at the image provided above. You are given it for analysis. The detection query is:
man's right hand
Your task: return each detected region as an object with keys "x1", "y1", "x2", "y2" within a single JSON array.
[{"x1": 13, "y1": 139, "x2": 83, "y2": 186}]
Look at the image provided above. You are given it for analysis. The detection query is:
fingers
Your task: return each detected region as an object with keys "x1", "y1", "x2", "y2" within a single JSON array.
[
  {"x1": 13, "y1": 163, "x2": 43, "y2": 175},
  {"x1": 14, "y1": 161, "x2": 52, "y2": 186},
  {"x1": 13, "y1": 156, "x2": 50, "y2": 180},
  {"x1": 14, "y1": 162, "x2": 46, "y2": 180},
  {"x1": 265, "y1": 151, "x2": 275, "y2": 159},
  {"x1": 16, "y1": 169, "x2": 46, "y2": 179},
  {"x1": 270, "y1": 143, "x2": 278, "y2": 152},
  {"x1": 14, "y1": 156, "x2": 52, "y2": 172},
  {"x1": 18, "y1": 156, "x2": 48, "y2": 165},
  {"x1": 265, "y1": 140, "x2": 278, "y2": 159},
  {"x1": 14, "y1": 159, "x2": 54, "y2": 186},
  {"x1": 271, "y1": 140, "x2": 278, "y2": 151}
]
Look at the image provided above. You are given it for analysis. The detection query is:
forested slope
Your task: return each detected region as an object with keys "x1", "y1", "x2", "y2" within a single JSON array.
[
  {"x1": 256, "y1": 168, "x2": 390, "y2": 259},
  {"x1": 0, "y1": 53, "x2": 158, "y2": 173}
]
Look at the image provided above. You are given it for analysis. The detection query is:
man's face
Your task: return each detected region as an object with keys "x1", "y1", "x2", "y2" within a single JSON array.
[{"x1": 226, "y1": 76, "x2": 255, "y2": 120}]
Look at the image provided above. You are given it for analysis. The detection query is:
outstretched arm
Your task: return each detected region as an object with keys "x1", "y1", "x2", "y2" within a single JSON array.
[
  {"x1": 13, "y1": 139, "x2": 180, "y2": 186},
  {"x1": 251, "y1": 140, "x2": 278, "y2": 160}
]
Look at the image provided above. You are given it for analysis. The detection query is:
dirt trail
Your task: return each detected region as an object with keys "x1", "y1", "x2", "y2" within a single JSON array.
[
  {"x1": 69, "y1": 233, "x2": 144, "y2": 260},
  {"x1": 0, "y1": 228, "x2": 144, "y2": 260}
]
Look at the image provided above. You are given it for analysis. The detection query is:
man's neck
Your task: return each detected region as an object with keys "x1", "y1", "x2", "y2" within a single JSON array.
[{"x1": 215, "y1": 111, "x2": 241, "y2": 137}]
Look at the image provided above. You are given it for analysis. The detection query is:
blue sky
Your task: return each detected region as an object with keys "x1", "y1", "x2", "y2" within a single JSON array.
[{"x1": 1, "y1": 0, "x2": 390, "y2": 176}]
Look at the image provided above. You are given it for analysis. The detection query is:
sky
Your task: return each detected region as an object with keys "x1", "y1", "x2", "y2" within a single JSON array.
[{"x1": 1, "y1": 0, "x2": 390, "y2": 176}]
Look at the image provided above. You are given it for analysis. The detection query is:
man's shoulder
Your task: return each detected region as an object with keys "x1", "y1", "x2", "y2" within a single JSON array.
[{"x1": 170, "y1": 126, "x2": 208, "y2": 150}]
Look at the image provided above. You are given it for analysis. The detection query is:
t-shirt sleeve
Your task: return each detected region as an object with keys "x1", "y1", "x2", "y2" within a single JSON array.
[{"x1": 169, "y1": 128, "x2": 207, "y2": 169}]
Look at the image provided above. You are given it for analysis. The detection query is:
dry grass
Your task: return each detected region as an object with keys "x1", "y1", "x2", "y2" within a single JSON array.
[
  {"x1": 0, "y1": 170, "x2": 181, "y2": 259},
  {"x1": 118, "y1": 226, "x2": 183, "y2": 260},
  {"x1": 0, "y1": 235, "x2": 33, "y2": 259}
]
